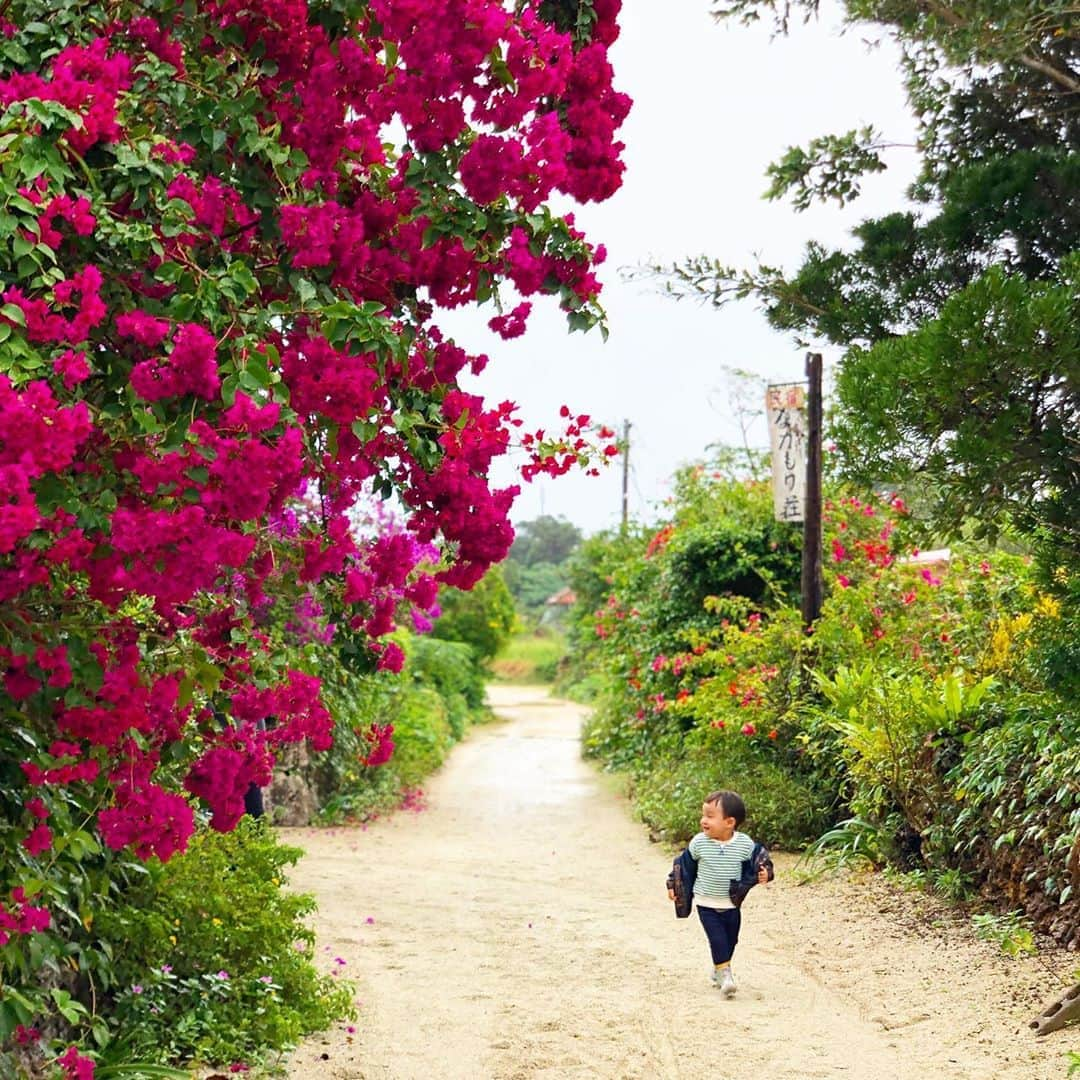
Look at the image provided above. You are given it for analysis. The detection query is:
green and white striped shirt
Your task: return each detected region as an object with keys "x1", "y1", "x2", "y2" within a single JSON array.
[{"x1": 689, "y1": 830, "x2": 754, "y2": 909}]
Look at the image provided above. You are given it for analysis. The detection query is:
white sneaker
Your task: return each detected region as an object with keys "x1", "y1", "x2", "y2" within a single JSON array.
[{"x1": 719, "y1": 967, "x2": 737, "y2": 998}]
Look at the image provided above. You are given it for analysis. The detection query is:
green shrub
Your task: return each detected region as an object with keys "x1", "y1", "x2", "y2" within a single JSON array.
[
  {"x1": 557, "y1": 668, "x2": 605, "y2": 702},
  {"x1": 941, "y1": 693, "x2": 1080, "y2": 905},
  {"x1": 661, "y1": 516, "x2": 801, "y2": 632},
  {"x1": 315, "y1": 680, "x2": 453, "y2": 822},
  {"x1": 409, "y1": 635, "x2": 485, "y2": 735},
  {"x1": 431, "y1": 567, "x2": 516, "y2": 664},
  {"x1": 389, "y1": 686, "x2": 454, "y2": 788},
  {"x1": 93, "y1": 819, "x2": 353, "y2": 1067},
  {"x1": 630, "y1": 730, "x2": 826, "y2": 849}
]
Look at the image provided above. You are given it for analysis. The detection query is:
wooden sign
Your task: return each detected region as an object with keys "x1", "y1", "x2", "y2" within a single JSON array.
[{"x1": 766, "y1": 383, "x2": 808, "y2": 523}]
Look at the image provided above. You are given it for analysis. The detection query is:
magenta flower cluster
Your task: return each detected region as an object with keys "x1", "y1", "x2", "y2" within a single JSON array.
[{"x1": 0, "y1": 0, "x2": 628, "y2": 1016}]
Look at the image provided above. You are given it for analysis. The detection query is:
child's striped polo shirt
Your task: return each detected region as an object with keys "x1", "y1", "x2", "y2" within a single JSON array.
[{"x1": 689, "y1": 830, "x2": 755, "y2": 909}]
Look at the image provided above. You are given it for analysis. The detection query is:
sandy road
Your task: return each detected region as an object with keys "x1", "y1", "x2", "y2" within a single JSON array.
[{"x1": 284, "y1": 685, "x2": 1070, "y2": 1079}]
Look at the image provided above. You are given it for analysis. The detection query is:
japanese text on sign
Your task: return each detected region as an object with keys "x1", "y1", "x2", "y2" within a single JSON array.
[{"x1": 766, "y1": 383, "x2": 807, "y2": 523}]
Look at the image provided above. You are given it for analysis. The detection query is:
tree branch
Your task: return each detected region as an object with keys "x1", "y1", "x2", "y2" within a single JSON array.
[{"x1": 920, "y1": 0, "x2": 1080, "y2": 94}]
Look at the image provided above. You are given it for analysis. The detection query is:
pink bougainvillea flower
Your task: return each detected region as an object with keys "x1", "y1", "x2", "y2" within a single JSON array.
[
  {"x1": 22, "y1": 824, "x2": 52, "y2": 856},
  {"x1": 55, "y1": 1046, "x2": 95, "y2": 1080},
  {"x1": 488, "y1": 301, "x2": 532, "y2": 340}
]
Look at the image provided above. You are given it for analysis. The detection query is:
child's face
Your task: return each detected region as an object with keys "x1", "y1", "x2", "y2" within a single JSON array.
[{"x1": 700, "y1": 801, "x2": 736, "y2": 841}]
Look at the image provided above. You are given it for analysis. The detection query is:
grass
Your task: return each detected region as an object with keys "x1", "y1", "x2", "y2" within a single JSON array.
[{"x1": 490, "y1": 629, "x2": 566, "y2": 684}]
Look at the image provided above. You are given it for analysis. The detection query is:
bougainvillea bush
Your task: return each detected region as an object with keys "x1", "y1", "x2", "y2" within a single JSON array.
[
  {"x1": 0, "y1": 0, "x2": 627, "y2": 1068},
  {"x1": 570, "y1": 462, "x2": 1078, "y2": 945}
]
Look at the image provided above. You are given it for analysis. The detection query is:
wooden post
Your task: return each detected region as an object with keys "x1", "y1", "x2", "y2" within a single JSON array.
[
  {"x1": 801, "y1": 353, "x2": 823, "y2": 628},
  {"x1": 620, "y1": 419, "x2": 631, "y2": 531},
  {"x1": 1030, "y1": 982, "x2": 1080, "y2": 1036}
]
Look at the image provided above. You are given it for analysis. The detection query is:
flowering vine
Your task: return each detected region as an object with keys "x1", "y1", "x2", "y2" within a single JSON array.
[{"x1": 0, "y1": 0, "x2": 628, "y2": 1057}]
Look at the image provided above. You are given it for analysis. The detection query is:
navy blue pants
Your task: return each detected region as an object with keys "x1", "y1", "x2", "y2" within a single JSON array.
[{"x1": 697, "y1": 905, "x2": 741, "y2": 965}]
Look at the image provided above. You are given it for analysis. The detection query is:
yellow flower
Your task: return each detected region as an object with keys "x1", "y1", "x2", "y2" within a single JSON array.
[
  {"x1": 1034, "y1": 594, "x2": 1061, "y2": 620},
  {"x1": 984, "y1": 612, "x2": 1033, "y2": 673},
  {"x1": 212, "y1": 918, "x2": 222, "y2": 927},
  {"x1": 169, "y1": 934, "x2": 177, "y2": 945}
]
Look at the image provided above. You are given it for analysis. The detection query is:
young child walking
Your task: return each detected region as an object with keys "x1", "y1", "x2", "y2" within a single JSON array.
[{"x1": 666, "y1": 789, "x2": 773, "y2": 996}]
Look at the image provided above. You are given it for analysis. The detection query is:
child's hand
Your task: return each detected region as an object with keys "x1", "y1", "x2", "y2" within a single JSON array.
[
  {"x1": 667, "y1": 889, "x2": 676, "y2": 901},
  {"x1": 757, "y1": 866, "x2": 769, "y2": 885}
]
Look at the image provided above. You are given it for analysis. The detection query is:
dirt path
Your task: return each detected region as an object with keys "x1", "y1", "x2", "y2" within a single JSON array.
[{"x1": 283, "y1": 686, "x2": 1072, "y2": 1079}]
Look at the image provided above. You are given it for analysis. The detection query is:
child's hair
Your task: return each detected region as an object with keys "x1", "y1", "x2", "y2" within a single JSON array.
[{"x1": 705, "y1": 789, "x2": 746, "y2": 826}]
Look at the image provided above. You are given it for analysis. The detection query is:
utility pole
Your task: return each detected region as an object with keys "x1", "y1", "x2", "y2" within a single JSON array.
[
  {"x1": 620, "y1": 419, "x2": 631, "y2": 531},
  {"x1": 800, "y1": 353, "x2": 824, "y2": 628}
]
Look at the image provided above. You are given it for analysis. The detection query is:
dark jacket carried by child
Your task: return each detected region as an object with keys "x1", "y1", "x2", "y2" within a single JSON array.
[{"x1": 666, "y1": 841, "x2": 774, "y2": 918}]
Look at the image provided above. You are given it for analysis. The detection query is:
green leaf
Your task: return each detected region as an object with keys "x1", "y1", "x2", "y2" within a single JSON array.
[
  {"x1": 177, "y1": 676, "x2": 195, "y2": 709},
  {"x1": 295, "y1": 277, "x2": 317, "y2": 304},
  {"x1": 194, "y1": 660, "x2": 224, "y2": 693}
]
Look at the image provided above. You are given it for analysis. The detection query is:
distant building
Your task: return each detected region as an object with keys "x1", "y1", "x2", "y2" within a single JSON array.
[
  {"x1": 539, "y1": 586, "x2": 576, "y2": 627},
  {"x1": 545, "y1": 587, "x2": 577, "y2": 607},
  {"x1": 898, "y1": 548, "x2": 951, "y2": 567}
]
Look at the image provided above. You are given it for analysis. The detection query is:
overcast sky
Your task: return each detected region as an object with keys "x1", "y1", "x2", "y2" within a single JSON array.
[{"x1": 440, "y1": 0, "x2": 920, "y2": 536}]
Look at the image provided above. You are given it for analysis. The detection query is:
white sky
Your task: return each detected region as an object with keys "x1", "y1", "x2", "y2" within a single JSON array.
[{"x1": 440, "y1": 0, "x2": 920, "y2": 536}]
